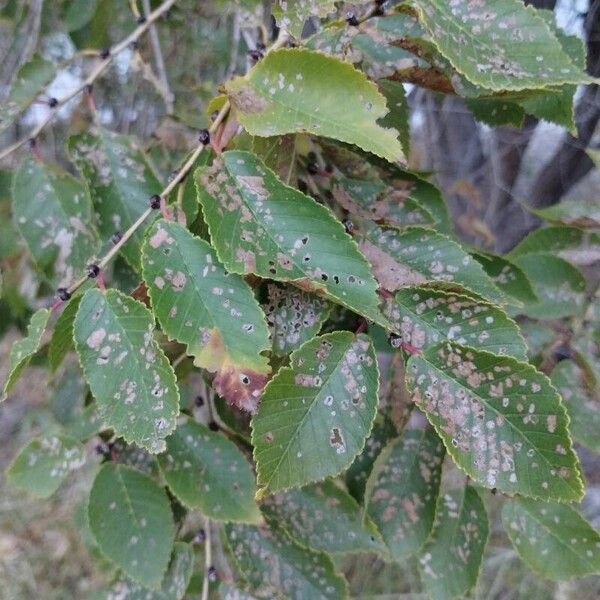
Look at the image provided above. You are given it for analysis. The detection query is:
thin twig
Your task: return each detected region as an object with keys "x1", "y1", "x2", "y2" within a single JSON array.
[
  {"x1": 0, "y1": 0, "x2": 177, "y2": 162},
  {"x1": 201, "y1": 517, "x2": 212, "y2": 600},
  {"x1": 142, "y1": 0, "x2": 175, "y2": 114}
]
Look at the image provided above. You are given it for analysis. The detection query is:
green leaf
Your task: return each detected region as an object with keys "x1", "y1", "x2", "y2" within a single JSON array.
[
  {"x1": 218, "y1": 583, "x2": 259, "y2": 600},
  {"x1": 263, "y1": 282, "x2": 331, "y2": 356},
  {"x1": 473, "y1": 252, "x2": 537, "y2": 307},
  {"x1": 502, "y1": 498, "x2": 600, "y2": 580},
  {"x1": 551, "y1": 360, "x2": 600, "y2": 453},
  {"x1": 157, "y1": 418, "x2": 260, "y2": 523},
  {"x1": 87, "y1": 463, "x2": 175, "y2": 588},
  {"x1": 64, "y1": 402, "x2": 104, "y2": 440},
  {"x1": 378, "y1": 80, "x2": 410, "y2": 156},
  {"x1": 412, "y1": 0, "x2": 591, "y2": 91},
  {"x1": 378, "y1": 352, "x2": 414, "y2": 432},
  {"x1": 224, "y1": 521, "x2": 348, "y2": 600},
  {"x1": 224, "y1": 49, "x2": 405, "y2": 163},
  {"x1": 197, "y1": 150, "x2": 389, "y2": 328},
  {"x1": 142, "y1": 219, "x2": 270, "y2": 411},
  {"x1": 2, "y1": 308, "x2": 50, "y2": 401},
  {"x1": 511, "y1": 254, "x2": 586, "y2": 319},
  {"x1": 104, "y1": 542, "x2": 194, "y2": 600},
  {"x1": 50, "y1": 363, "x2": 87, "y2": 425},
  {"x1": 49, "y1": 294, "x2": 82, "y2": 372},
  {"x1": 365, "y1": 427, "x2": 444, "y2": 561},
  {"x1": 6, "y1": 434, "x2": 86, "y2": 498},
  {"x1": 64, "y1": 0, "x2": 99, "y2": 31},
  {"x1": 406, "y1": 342, "x2": 583, "y2": 501},
  {"x1": 419, "y1": 485, "x2": 488, "y2": 600},
  {"x1": 69, "y1": 129, "x2": 161, "y2": 269},
  {"x1": 532, "y1": 199, "x2": 600, "y2": 229},
  {"x1": 262, "y1": 478, "x2": 384, "y2": 555},
  {"x1": 345, "y1": 413, "x2": 398, "y2": 501},
  {"x1": 252, "y1": 331, "x2": 379, "y2": 496},
  {"x1": 272, "y1": 0, "x2": 337, "y2": 39},
  {"x1": 465, "y1": 98, "x2": 524, "y2": 127},
  {"x1": 0, "y1": 54, "x2": 55, "y2": 133},
  {"x1": 74, "y1": 288, "x2": 179, "y2": 453},
  {"x1": 385, "y1": 287, "x2": 527, "y2": 359},
  {"x1": 509, "y1": 225, "x2": 588, "y2": 257},
  {"x1": 360, "y1": 225, "x2": 504, "y2": 304},
  {"x1": 12, "y1": 158, "x2": 99, "y2": 286},
  {"x1": 331, "y1": 175, "x2": 434, "y2": 228}
]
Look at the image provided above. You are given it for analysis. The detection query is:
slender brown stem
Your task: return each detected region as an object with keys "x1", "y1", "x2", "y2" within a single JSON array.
[{"x1": 0, "y1": 0, "x2": 177, "y2": 162}]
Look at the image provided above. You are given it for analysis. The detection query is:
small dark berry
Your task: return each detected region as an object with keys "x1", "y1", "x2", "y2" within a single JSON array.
[
  {"x1": 343, "y1": 219, "x2": 354, "y2": 234},
  {"x1": 48, "y1": 97, "x2": 58, "y2": 108},
  {"x1": 149, "y1": 194, "x2": 161, "y2": 209},
  {"x1": 208, "y1": 421, "x2": 219, "y2": 431},
  {"x1": 346, "y1": 12, "x2": 359, "y2": 26},
  {"x1": 248, "y1": 49, "x2": 263, "y2": 61},
  {"x1": 307, "y1": 162, "x2": 318, "y2": 175},
  {"x1": 194, "y1": 395, "x2": 204, "y2": 407},
  {"x1": 99, "y1": 47, "x2": 110, "y2": 59},
  {"x1": 56, "y1": 287, "x2": 72, "y2": 302},
  {"x1": 87, "y1": 263, "x2": 100, "y2": 278},
  {"x1": 207, "y1": 566, "x2": 218, "y2": 582},
  {"x1": 84, "y1": 83, "x2": 93, "y2": 95},
  {"x1": 136, "y1": 15, "x2": 147, "y2": 24},
  {"x1": 193, "y1": 529, "x2": 206, "y2": 543},
  {"x1": 111, "y1": 231, "x2": 123, "y2": 244},
  {"x1": 388, "y1": 333, "x2": 403, "y2": 349},
  {"x1": 95, "y1": 442, "x2": 108, "y2": 456},
  {"x1": 130, "y1": 40, "x2": 139, "y2": 51},
  {"x1": 491, "y1": 487, "x2": 498, "y2": 495},
  {"x1": 198, "y1": 129, "x2": 210, "y2": 145},
  {"x1": 27, "y1": 137, "x2": 36, "y2": 149}
]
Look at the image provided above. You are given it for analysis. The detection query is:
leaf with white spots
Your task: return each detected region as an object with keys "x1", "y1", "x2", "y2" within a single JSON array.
[
  {"x1": 0, "y1": 54, "x2": 55, "y2": 133},
  {"x1": 533, "y1": 199, "x2": 600, "y2": 229},
  {"x1": 157, "y1": 418, "x2": 260, "y2": 523},
  {"x1": 224, "y1": 49, "x2": 405, "y2": 164},
  {"x1": 2, "y1": 308, "x2": 50, "y2": 401},
  {"x1": 104, "y1": 542, "x2": 194, "y2": 600},
  {"x1": 412, "y1": 0, "x2": 592, "y2": 91},
  {"x1": 364, "y1": 428, "x2": 444, "y2": 562},
  {"x1": 263, "y1": 282, "x2": 331, "y2": 356},
  {"x1": 12, "y1": 158, "x2": 99, "y2": 287},
  {"x1": 360, "y1": 225, "x2": 504, "y2": 304},
  {"x1": 69, "y1": 129, "x2": 161, "y2": 269},
  {"x1": 377, "y1": 352, "x2": 414, "y2": 433},
  {"x1": 272, "y1": 0, "x2": 337, "y2": 39},
  {"x1": 74, "y1": 288, "x2": 179, "y2": 453},
  {"x1": 406, "y1": 342, "x2": 583, "y2": 501},
  {"x1": 331, "y1": 175, "x2": 434, "y2": 228},
  {"x1": 142, "y1": 219, "x2": 270, "y2": 412},
  {"x1": 197, "y1": 150, "x2": 389, "y2": 328},
  {"x1": 385, "y1": 287, "x2": 527, "y2": 359},
  {"x1": 252, "y1": 331, "x2": 379, "y2": 496},
  {"x1": 345, "y1": 414, "x2": 398, "y2": 502},
  {"x1": 551, "y1": 360, "x2": 600, "y2": 453},
  {"x1": 502, "y1": 498, "x2": 600, "y2": 581},
  {"x1": 262, "y1": 478, "x2": 385, "y2": 555},
  {"x1": 87, "y1": 463, "x2": 175, "y2": 588},
  {"x1": 49, "y1": 294, "x2": 82, "y2": 372},
  {"x1": 418, "y1": 485, "x2": 488, "y2": 600},
  {"x1": 224, "y1": 520, "x2": 348, "y2": 600},
  {"x1": 6, "y1": 434, "x2": 86, "y2": 498}
]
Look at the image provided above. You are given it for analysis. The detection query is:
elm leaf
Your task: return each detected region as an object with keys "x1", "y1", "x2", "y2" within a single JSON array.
[
  {"x1": 74, "y1": 288, "x2": 179, "y2": 453},
  {"x1": 262, "y1": 478, "x2": 385, "y2": 555},
  {"x1": 412, "y1": 0, "x2": 592, "y2": 91},
  {"x1": 224, "y1": 520, "x2": 348, "y2": 600},
  {"x1": 252, "y1": 332, "x2": 379, "y2": 496},
  {"x1": 158, "y1": 418, "x2": 261, "y2": 523},
  {"x1": 385, "y1": 287, "x2": 527, "y2": 359},
  {"x1": 142, "y1": 219, "x2": 270, "y2": 411},
  {"x1": 272, "y1": 0, "x2": 337, "y2": 39},
  {"x1": 6, "y1": 434, "x2": 86, "y2": 498},
  {"x1": 197, "y1": 150, "x2": 389, "y2": 328},
  {"x1": 406, "y1": 342, "x2": 583, "y2": 501},
  {"x1": 364, "y1": 428, "x2": 445, "y2": 561},
  {"x1": 12, "y1": 158, "x2": 99, "y2": 287},
  {"x1": 49, "y1": 294, "x2": 82, "y2": 372},
  {"x1": 419, "y1": 485, "x2": 488, "y2": 600},
  {"x1": 224, "y1": 48, "x2": 405, "y2": 164},
  {"x1": 2, "y1": 308, "x2": 50, "y2": 401},
  {"x1": 502, "y1": 498, "x2": 600, "y2": 581},
  {"x1": 87, "y1": 463, "x2": 175, "y2": 588}
]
